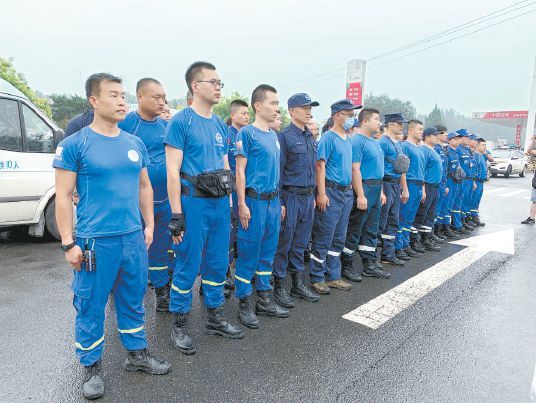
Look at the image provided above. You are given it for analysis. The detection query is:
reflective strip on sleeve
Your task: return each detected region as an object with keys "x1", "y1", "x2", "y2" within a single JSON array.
[
  {"x1": 452, "y1": 210, "x2": 461, "y2": 213},
  {"x1": 201, "y1": 279, "x2": 225, "y2": 286},
  {"x1": 149, "y1": 266, "x2": 168, "y2": 271},
  {"x1": 381, "y1": 234, "x2": 396, "y2": 240},
  {"x1": 235, "y1": 275, "x2": 251, "y2": 284},
  {"x1": 171, "y1": 283, "x2": 191, "y2": 294},
  {"x1": 118, "y1": 325, "x2": 144, "y2": 334},
  {"x1": 255, "y1": 271, "x2": 272, "y2": 276},
  {"x1": 309, "y1": 253, "x2": 325, "y2": 263},
  {"x1": 357, "y1": 245, "x2": 376, "y2": 252},
  {"x1": 342, "y1": 247, "x2": 355, "y2": 255},
  {"x1": 327, "y1": 250, "x2": 341, "y2": 257},
  {"x1": 75, "y1": 336, "x2": 104, "y2": 351}
]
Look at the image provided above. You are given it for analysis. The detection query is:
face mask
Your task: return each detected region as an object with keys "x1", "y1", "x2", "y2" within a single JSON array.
[{"x1": 343, "y1": 117, "x2": 355, "y2": 131}]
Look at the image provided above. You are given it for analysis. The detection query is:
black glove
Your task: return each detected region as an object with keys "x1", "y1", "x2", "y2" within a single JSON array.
[{"x1": 168, "y1": 213, "x2": 185, "y2": 236}]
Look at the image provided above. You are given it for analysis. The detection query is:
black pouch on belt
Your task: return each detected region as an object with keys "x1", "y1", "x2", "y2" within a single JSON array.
[{"x1": 187, "y1": 169, "x2": 234, "y2": 198}]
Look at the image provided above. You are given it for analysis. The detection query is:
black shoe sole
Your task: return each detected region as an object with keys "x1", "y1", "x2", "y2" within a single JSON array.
[
  {"x1": 206, "y1": 328, "x2": 244, "y2": 339},
  {"x1": 255, "y1": 309, "x2": 290, "y2": 318},
  {"x1": 238, "y1": 315, "x2": 259, "y2": 329},
  {"x1": 290, "y1": 290, "x2": 320, "y2": 302},
  {"x1": 342, "y1": 274, "x2": 363, "y2": 283},
  {"x1": 171, "y1": 340, "x2": 196, "y2": 355},
  {"x1": 362, "y1": 271, "x2": 391, "y2": 279},
  {"x1": 124, "y1": 363, "x2": 171, "y2": 375},
  {"x1": 381, "y1": 260, "x2": 405, "y2": 266}
]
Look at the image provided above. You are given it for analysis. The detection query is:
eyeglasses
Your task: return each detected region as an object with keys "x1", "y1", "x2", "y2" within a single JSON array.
[{"x1": 196, "y1": 80, "x2": 224, "y2": 89}]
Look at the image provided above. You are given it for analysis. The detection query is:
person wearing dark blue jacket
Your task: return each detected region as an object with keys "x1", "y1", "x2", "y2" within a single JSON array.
[
  {"x1": 439, "y1": 132, "x2": 463, "y2": 239},
  {"x1": 452, "y1": 129, "x2": 474, "y2": 234},
  {"x1": 470, "y1": 138, "x2": 488, "y2": 227},
  {"x1": 433, "y1": 125, "x2": 449, "y2": 242}
]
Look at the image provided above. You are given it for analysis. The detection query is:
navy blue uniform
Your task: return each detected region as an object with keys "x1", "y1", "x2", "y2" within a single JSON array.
[
  {"x1": 64, "y1": 110, "x2": 94, "y2": 137},
  {"x1": 471, "y1": 153, "x2": 487, "y2": 218},
  {"x1": 441, "y1": 146, "x2": 462, "y2": 226},
  {"x1": 309, "y1": 130, "x2": 353, "y2": 284},
  {"x1": 434, "y1": 143, "x2": 449, "y2": 224},
  {"x1": 341, "y1": 133, "x2": 384, "y2": 269},
  {"x1": 228, "y1": 125, "x2": 239, "y2": 267},
  {"x1": 273, "y1": 123, "x2": 316, "y2": 279},
  {"x1": 453, "y1": 145, "x2": 471, "y2": 228}
]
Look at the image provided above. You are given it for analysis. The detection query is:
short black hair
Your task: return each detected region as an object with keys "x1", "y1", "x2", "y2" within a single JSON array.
[
  {"x1": 230, "y1": 99, "x2": 249, "y2": 111},
  {"x1": 136, "y1": 77, "x2": 161, "y2": 93},
  {"x1": 251, "y1": 84, "x2": 277, "y2": 113},
  {"x1": 408, "y1": 119, "x2": 423, "y2": 130},
  {"x1": 85, "y1": 73, "x2": 122, "y2": 99},
  {"x1": 435, "y1": 124, "x2": 447, "y2": 132},
  {"x1": 357, "y1": 108, "x2": 380, "y2": 127},
  {"x1": 185, "y1": 61, "x2": 216, "y2": 93}
]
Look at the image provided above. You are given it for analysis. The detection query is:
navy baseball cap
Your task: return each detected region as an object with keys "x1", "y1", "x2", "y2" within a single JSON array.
[
  {"x1": 469, "y1": 134, "x2": 479, "y2": 141},
  {"x1": 287, "y1": 93, "x2": 319, "y2": 109},
  {"x1": 455, "y1": 128, "x2": 470, "y2": 137},
  {"x1": 423, "y1": 127, "x2": 441, "y2": 137},
  {"x1": 330, "y1": 99, "x2": 362, "y2": 115},
  {"x1": 384, "y1": 113, "x2": 409, "y2": 124},
  {"x1": 447, "y1": 132, "x2": 463, "y2": 140}
]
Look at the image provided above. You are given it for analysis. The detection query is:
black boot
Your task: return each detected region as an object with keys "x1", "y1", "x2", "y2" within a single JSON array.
[
  {"x1": 154, "y1": 284, "x2": 170, "y2": 313},
  {"x1": 381, "y1": 255, "x2": 405, "y2": 266},
  {"x1": 171, "y1": 313, "x2": 196, "y2": 355},
  {"x1": 404, "y1": 246, "x2": 421, "y2": 258},
  {"x1": 465, "y1": 217, "x2": 477, "y2": 228},
  {"x1": 362, "y1": 260, "x2": 391, "y2": 279},
  {"x1": 441, "y1": 224, "x2": 457, "y2": 239},
  {"x1": 238, "y1": 296, "x2": 259, "y2": 329},
  {"x1": 290, "y1": 272, "x2": 320, "y2": 302},
  {"x1": 462, "y1": 218, "x2": 475, "y2": 231},
  {"x1": 273, "y1": 276, "x2": 295, "y2": 308},
  {"x1": 374, "y1": 259, "x2": 384, "y2": 269},
  {"x1": 124, "y1": 349, "x2": 171, "y2": 375},
  {"x1": 224, "y1": 269, "x2": 235, "y2": 290},
  {"x1": 256, "y1": 290, "x2": 290, "y2": 318},
  {"x1": 453, "y1": 226, "x2": 468, "y2": 235},
  {"x1": 206, "y1": 306, "x2": 244, "y2": 339},
  {"x1": 472, "y1": 216, "x2": 485, "y2": 227},
  {"x1": 82, "y1": 360, "x2": 104, "y2": 400},
  {"x1": 410, "y1": 237, "x2": 426, "y2": 254},
  {"x1": 395, "y1": 249, "x2": 410, "y2": 261},
  {"x1": 422, "y1": 233, "x2": 441, "y2": 251},
  {"x1": 341, "y1": 254, "x2": 362, "y2": 282},
  {"x1": 432, "y1": 227, "x2": 446, "y2": 243}
]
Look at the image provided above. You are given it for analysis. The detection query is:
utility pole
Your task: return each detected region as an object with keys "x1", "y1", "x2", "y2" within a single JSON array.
[{"x1": 524, "y1": 54, "x2": 536, "y2": 151}]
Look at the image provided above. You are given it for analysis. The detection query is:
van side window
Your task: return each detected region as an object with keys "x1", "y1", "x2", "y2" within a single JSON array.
[
  {"x1": 22, "y1": 104, "x2": 54, "y2": 153},
  {"x1": 0, "y1": 98, "x2": 23, "y2": 151}
]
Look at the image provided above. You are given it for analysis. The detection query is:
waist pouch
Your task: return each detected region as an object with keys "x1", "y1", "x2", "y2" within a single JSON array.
[
  {"x1": 452, "y1": 166, "x2": 467, "y2": 183},
  {"x1": 181, "y1": 169, "x2": 234, "y2": 198}
]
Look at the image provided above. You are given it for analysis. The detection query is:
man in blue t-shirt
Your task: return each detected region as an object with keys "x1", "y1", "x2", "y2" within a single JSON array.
[
  {"x1": 432, "y1": 125, "x2": 449, "y2": 241},
  {"x1": 413, "y1": 127, "x2": 444, "y2": 252},
  {"x1": 471, "y1": 138, "x2": 489, "y2": 226},
  {"x1": 378, "y1": 113, "x2": 410, "y2": 265},
  {"x1": 309, "y1": 99, "x2": 360, "y2": 295},
  {"x1": 395, "y1": 119, "x2": 426, "y2": 257},
  {"x1": 53, "y1": 73, "x2": 170, "y2": 400},
  {"x1": 341, "y1": 108, "x2": 391, "y2": 282},
  {"x1": 118, "y1": 78, "x2": 173, "y2": 313},
  {"x1": 439, "y1": 132, "x2": 463, "y2": 239},
  {"x1": 234, "y1": 84, "x2": 288, "y2": 329},
  {"x1": 165, "y1": 62, "x2": 243, "y2": 355}
]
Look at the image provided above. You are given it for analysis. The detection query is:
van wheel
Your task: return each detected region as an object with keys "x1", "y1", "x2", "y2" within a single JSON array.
[
  {"x1": 504, "y1": 165, "x2": 512, "y2": 178},
  {"x1": 45, "y1": 198, "x2": 61, "y2": 241},
  {"x1": 520, "y1": 165, "x2": 527, "y2": 177}
]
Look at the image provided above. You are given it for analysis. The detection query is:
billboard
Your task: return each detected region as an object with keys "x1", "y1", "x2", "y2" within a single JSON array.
[{"x1": 346, "y1": 59, "x2": 366, "y2": 106}]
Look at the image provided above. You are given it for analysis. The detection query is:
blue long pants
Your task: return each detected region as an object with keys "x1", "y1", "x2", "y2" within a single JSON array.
[
  {"x1": 435, "y1": 182, "x2": 447, "y2": 225},
  {"x1": 73, "y1": 230, "x2": 148, "y2": 366},
  {"x1": 169, "y1": 189, "x2": 230, "y2": 313},
  {"x1": 452, "y1": 179, "x2": 469, "y2": 228},
  {"x1": 309, "y1": 186, "x2": 354, "y2": 283},
  {"x1": 378, "y1": 182, "x2": 401, "y2": 259},
  {"x1": 414, "y1": 183, "x2": 439, "y2": 236},
  {"x1": 442, "y1": 178, "x2": 461, "y2": 226},
  {"x1": 273, "y1": 191, "x2": 314, "y2": 278},
  {"x1": 147, "y1": 201, "x2": 173, "y2": 288},
  {"x1": 341, "y1": 183, "x2": 382, "y2": 267},
  {"x1": 471, "y1": 181, "x2": 484, "y2": 217},
  {"x1": 395, "y1": 182, "x2": 423, "y2": 250},
  {"x1": 463, "y1": 179, "x2": 475, "y2": 218},
  {"x1": 229, "y1": 192, "x2": 238, "y2": 266},
  {"x1": 234, "y1": 195, "x2": 281, "y2": 299}
]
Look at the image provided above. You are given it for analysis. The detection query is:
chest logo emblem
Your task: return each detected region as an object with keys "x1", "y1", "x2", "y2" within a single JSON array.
[
  {"x1": 215, "y1": 132, "x2": 223, "y2": 144},
  {"x1": 128, "y1": 150, "x2": 140, "y2": 162}
]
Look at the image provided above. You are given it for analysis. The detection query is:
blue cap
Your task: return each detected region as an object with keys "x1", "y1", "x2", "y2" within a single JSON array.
[
  {"x1": 469, "y1": 134, "x2": 479, "y2": 141},
  {"x1": 287, "y1": 93, "x2": 319, "y2": 109},
  {"x1": 455, "y1": 128, "x2": 470, "y2": 137},
  {"x1": 330, "y1": 99, "x2": 362, "y2": 115},
  {"x1": 423, "y1": 127, "x2": 441, "y2": 137},
  {"x1": 447, "y1": 132, "x2": 462, "y2": 140},
  {"x1": 384, "y1": 113, "x2": 409, "y2": 124}
]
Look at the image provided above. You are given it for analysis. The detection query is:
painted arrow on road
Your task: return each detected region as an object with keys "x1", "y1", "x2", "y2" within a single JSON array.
[{"x1": 342, "y1": 229, "x2": 515, "y2": 329}]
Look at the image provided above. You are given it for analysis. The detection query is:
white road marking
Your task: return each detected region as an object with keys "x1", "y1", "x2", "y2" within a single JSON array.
[
  {"x1": 497, "y1": 188, "x2": 528, "y2": 197},
  {"x1": 530, "y1": 363, "x2": 536, "y2": 403},
  {"x1": 343, "y1": 229, "x2": 515, "y2": 329}
]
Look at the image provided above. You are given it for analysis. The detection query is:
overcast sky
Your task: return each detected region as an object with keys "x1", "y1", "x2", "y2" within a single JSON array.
[{"x1": 1, "y1": 0, "x2": 535, "y2": 120}]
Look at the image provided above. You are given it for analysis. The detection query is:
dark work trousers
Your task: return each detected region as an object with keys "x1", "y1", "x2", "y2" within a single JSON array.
[
  {"x1": 378, "y1": 181, "x2": 401, "y2": 259},
  {"x1": 414, "y1": 183, "x2": 439, "y2": 237}
]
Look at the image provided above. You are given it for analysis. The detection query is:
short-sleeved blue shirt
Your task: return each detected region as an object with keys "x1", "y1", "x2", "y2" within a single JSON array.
[
  {"x1": 401, "y1": 140, "x2": 425, "y2": 181},
  {"x1": 434, "y1": 143, "x2": 448, "y2": 182},
  {"x1": 119, "y1": 111, "x2": 168, "y2": 203},
  {"x1": 317, "y1": 130, "x2": 352, "y2": 186},
  {"x1": 420, "y1": 144, "x2": 443, "y2": 185},
  {"x1": 378, "y1": 135, "x2": 403, "y2": 179},
  {"x1": 351, "y1": 133, "x2": 384, "y2": 180},
  {"x1": 52, "y1": 127, "x2": 149, "y2": 238},
  {"x1": 235, "y1": 124, "x2": 280, "y2": 193},
  {"x1": 278, "y1": 122, "x2": 316, "y2": 188},
  {"x1": 164, "y1": 107, "x2": 228, "y2": 185},
  {"x1": 228, "y1": 125, "x2": 239, "y2": 174}
]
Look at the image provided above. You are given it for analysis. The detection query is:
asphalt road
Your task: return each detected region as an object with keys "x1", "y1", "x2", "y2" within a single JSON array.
[{"x1": 1, "y1": 175, "x2": 535, "y2": 402}]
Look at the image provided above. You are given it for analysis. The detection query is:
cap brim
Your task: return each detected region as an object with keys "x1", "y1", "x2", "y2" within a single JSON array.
[{"x1": 289, "y1": 101, "x2": 320, "y2": 108}]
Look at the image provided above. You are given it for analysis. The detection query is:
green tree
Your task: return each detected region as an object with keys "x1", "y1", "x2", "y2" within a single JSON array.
[
  {"x1": 426, "y1": 104, "x2": 444, "y2": 127},
  {"x1": 0, "y1": 57, "x2": 52, "y2": 117},
  {"x1": 50, "y1": 94, "x2": 89, "y2": 129},
  {"x1": 364, "y1": 93, "x2": 417, "y2": 121}
]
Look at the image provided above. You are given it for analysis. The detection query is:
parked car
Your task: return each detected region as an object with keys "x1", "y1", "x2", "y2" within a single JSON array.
[
  {"x1": 0, "y1": 79, "x2": 64, "y2": 240},
  {"x1": 489, "y1": 148, "x2": 528, "y2": 178}
]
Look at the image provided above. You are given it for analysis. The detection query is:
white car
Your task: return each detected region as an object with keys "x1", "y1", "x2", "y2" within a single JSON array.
[
  {"x1": 490, "y1": 148, "x2": 528, "y2": 178},
  {"x1": 0, "y1": 79, "x2": 64, "y2": 240}
]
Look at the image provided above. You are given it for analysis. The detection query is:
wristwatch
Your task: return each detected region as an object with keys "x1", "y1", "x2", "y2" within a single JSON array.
[{"x1": 60, "y1": 241, "x2": 76, "y2": 252}]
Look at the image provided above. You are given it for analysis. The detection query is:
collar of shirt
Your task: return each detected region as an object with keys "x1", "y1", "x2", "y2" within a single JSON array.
[{"x1": 288, "y1": 122, "x2": 312, "y2": 138}]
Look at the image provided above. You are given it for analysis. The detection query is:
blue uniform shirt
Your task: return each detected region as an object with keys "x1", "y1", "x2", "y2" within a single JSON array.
[
  {"x1": 64, "y1": 110, "x2": 94, "y2": 137},
  {"x1": 228, "y1": 125, "x2": 239, "y2": 174},
  {"x1": 467, "y1": 150, "x2": 477, "y2": 179},
  {"x1": 278, "y1": 122, "x2": 316, "y2": 188},
  {"x1": 475, "y1": 153, "x2": 487, "y2": 181},
  {"x1": 420, "y1": 144, "x2": 443, "y2": 185},
  {"x1": 447, "y1": 146, "x2": 461, "y2": 176},
  {"x1": 52, "y1": 127, "x2": 149, "y2": 238},
  {"x1": 456, "y1": 145, "x2": 472, "y2": 175},
  {"x1": 317, "y1": 130, "x2": 352, "y2": 186},
  {"x1": 164, "y1": 107, "x2": 228, "y2": 183},
  {"x1": 379, "y1": 135, "x2": 403, "y2": 179},
  {"x1": 119, "y1": 111, "x2": 168, "y2": 203},
  {"x1": 351, "y1": 133, "x2": 384, "y2": 180},
  {"x1": 434, "y1": 143, "x2": 448, "y2": 183},
  {"x1": 401, "y1": 140, "x2": 425, "y2": 181},
  {"x1": 235, "y1": 124, "x2": 280, "y2": 193}
]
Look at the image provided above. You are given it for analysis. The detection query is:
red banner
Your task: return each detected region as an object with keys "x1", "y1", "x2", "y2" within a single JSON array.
[
  {"x1": 346, "y1": 82, "x2": 362, "y2": 106},
  {"x1": 473, "y1": 110, "x2": 528, "y2": 119},
  {"x1": 515, "y1": 124, "x2": 522, "y2": 146}
]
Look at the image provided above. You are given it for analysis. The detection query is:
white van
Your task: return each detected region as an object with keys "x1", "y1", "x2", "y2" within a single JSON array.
[{"x1": 0, "y1": 79, "x2": 64, "y2": 240}]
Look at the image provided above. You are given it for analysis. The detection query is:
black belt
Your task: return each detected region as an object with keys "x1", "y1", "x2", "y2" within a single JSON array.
[
  {"x1": 282, "y1": 185, "x2": 315, "y2": 196},
  {"x1": 363, "y1": 179, "x2": 382, "y2": 185},
  {"x1": 425, "y1": 182, "x2": 440, "y2": 188},
  {"x1": 383, "y1": 176, "x2": 400, "y2": 183},
  {"x1": 476, "y1": 178, "x2": 485, "y2": 183},
  {"x1": 181, "y1": 186, "x2": 212, "y2": 198},
  {"x1": 246, "y1": 188, "x2": 279, "y2": 200},
  {"x1": 325, "y1": 180, "x2": 352, "y2": 192},
  {"x1": 407, "y1": 179, "x2": 424, "y2": 186}
]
